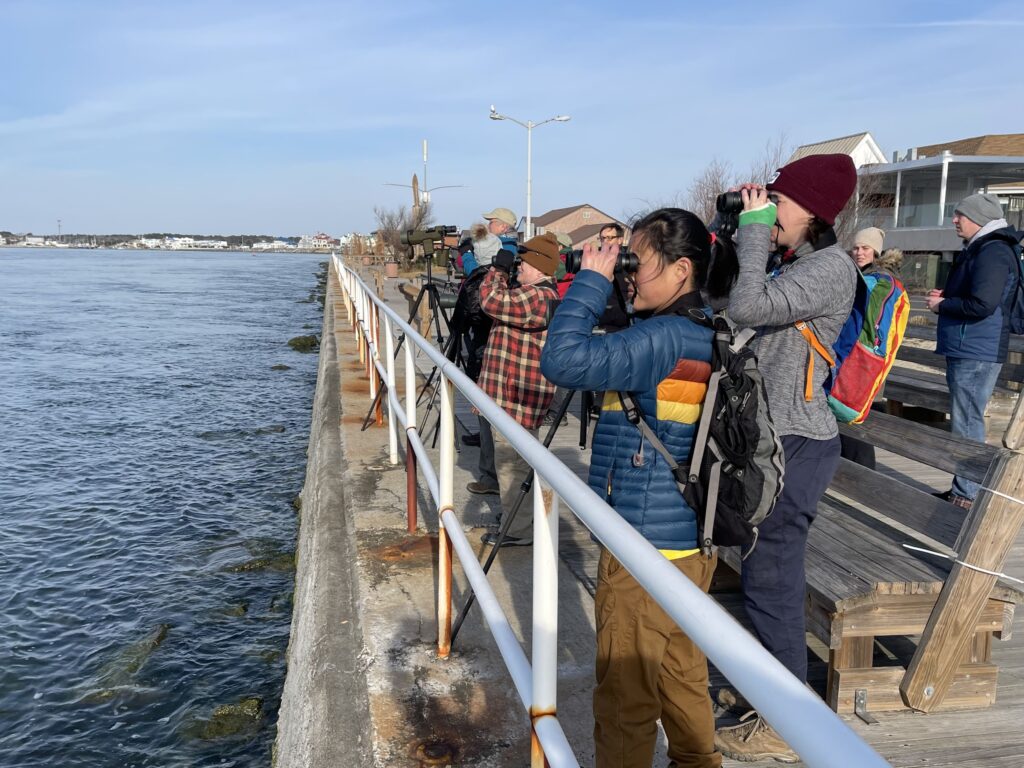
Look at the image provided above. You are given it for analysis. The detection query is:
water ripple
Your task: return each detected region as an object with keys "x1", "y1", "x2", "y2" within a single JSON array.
[{"x1": 0, "y1": 249, "x2": 323, "y2": 767}]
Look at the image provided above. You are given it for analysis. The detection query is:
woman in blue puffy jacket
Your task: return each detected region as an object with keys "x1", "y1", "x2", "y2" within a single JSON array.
[{"x1": 541, "y1": 208, "x2": 737, "y2": 768}]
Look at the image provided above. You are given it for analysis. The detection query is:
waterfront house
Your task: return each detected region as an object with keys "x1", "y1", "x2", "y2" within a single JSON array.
[{"x1": 529, "y1": 204, "x2": 630, "y2": 248}]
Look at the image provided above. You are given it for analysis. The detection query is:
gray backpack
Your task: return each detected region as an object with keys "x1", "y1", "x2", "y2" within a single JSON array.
[{"x1": 619, "y1": 314, "x2": 784, "y2": 559}]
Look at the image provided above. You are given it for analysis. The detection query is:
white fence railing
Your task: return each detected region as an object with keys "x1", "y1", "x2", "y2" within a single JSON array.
[{"x1": 333, "y1": 255, "x2": 891, "y2": 768}]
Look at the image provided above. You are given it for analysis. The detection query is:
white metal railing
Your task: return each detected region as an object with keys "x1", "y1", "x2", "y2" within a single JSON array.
[{"x1": 332, "y1": 255, "x2": 892, "y2": 768}]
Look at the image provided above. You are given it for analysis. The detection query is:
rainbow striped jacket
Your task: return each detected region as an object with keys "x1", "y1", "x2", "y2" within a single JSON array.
[{"x1": 541, "y1": 270, "x2": 713, "y2": 551}]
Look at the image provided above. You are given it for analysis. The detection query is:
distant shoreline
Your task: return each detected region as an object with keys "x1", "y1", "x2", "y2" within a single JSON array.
[{"x1": 0, "y1": 244, "x2": 338, "y2": 255}]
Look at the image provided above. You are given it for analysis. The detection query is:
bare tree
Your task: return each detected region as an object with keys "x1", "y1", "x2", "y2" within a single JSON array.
[
  {"x1": 372, "y1": 201, "x2": 434, "y2": 267},
  {"x1": 745, "y1": 132, "x2": 791, "y2": 186},
  {"x1": 683, "y1": 157, "x2": 735, "y2": 224}
]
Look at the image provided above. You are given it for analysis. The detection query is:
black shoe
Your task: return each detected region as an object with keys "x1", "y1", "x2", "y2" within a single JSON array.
[
  {"x1": 481, "y1": 531, "x2": 532, "y2": 547},
  {"x1": 461, "y1": 433, "x2": 481, "y2": 447},
  {"x1": 932, "y1": 490, "x2": 953, "y2": 501}
]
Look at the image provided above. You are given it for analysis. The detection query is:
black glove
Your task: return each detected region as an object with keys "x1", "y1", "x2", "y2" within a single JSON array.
[{"x1": 492, "y1": 249, "x2": 516, "y2": 274}]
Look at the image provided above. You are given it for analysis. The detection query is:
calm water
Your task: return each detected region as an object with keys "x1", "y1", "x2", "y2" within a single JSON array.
[{"x1": 0, "y1": 249, "x2": 324, "y2": 766}]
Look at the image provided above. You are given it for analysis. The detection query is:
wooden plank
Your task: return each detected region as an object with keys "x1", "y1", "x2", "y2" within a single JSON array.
[
  {"x1": 831, "y1": 664, "x2": 997, "y2": 714},
  {"x1": 1003, "y1": 389, "x2": 1024, "y2": 450},
  {"x1": 838, "y1": 595, "x2": 1010, "y2": 639},
  {"x1": 839, "y1": 410, "x2": 997, "y2": 482},
  {"x1": 830, "y1": 458, "x2": 963, "y2": 548},
  {"x1": 902, "y1": 451, "x2": 1024, "y2": 711}
]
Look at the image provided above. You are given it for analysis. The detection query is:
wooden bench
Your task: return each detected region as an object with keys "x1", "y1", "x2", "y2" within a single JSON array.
[
  {"x1": 884, "y1": 325, "x2": 1024, "y2": 416},
  {"x1": 718, "y1": 411, "x2": 1024, "y2": 716}
]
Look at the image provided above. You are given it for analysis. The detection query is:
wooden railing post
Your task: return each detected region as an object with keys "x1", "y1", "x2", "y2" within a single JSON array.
[{"x1": 901, "y1": 450, "x2": 1024, "y2": 711}]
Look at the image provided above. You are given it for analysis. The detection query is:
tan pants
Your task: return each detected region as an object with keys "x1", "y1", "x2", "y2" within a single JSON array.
[
  {"x1": 493, "y1": 427, "x2": 549, "y2": 539},
  {"x1": 594, "y1": 549, "x2": 721, "y2": 768}
]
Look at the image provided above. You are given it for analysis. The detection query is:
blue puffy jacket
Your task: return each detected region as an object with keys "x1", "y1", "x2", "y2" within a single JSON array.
[
  {"x1": 540, "y1": 270, "x2": 713, "y2": 551},
  {"x1": 937, "y1": 226, "x2": 1020, "y2": 363}
]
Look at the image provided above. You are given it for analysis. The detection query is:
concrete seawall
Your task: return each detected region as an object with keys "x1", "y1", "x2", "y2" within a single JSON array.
[{"x1": 275, "y1": 278, "x2": 374, "y2": 768}]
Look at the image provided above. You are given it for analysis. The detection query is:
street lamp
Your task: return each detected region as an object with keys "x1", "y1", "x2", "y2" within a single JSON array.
[{"x1": 489, "y1": 105, "x2": 570, "y2": 239}]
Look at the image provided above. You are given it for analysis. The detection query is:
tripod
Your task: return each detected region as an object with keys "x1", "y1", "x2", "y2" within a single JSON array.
[
  {"x1": 449, "y1": 386, "x2": 589, "y2": 646},
  {"x1": 361, "y1": 245, "x2": 465, "y2": 432}
]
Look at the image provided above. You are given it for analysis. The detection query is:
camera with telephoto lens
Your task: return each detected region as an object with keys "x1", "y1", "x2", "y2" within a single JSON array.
[
  {"x1": 563, "y1": 248, "x2": 639, "y2": 275},
  {"x1": 400, "y1": 225, "x2": 458, "y2": 247}
]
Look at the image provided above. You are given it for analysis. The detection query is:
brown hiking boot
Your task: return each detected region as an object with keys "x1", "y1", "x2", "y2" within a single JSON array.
[{"x1": 715, "y1": 711, "x2": 798, "y2": 763}]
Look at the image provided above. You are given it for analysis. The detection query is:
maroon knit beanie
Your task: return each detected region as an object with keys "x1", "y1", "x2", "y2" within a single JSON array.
[{"x1": 765, "y1": 153, "x2": 857, "y2": 226}]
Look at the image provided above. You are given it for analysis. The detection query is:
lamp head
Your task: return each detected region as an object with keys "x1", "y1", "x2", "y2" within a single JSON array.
[
  {"x1": 489, "y1": 105, "x2": 503, "y2": 121},
  {"x1": 554, "y1": 115, "x2": 571, "y2": 122}
]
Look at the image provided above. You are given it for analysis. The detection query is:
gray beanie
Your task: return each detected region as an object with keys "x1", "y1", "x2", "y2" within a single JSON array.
[{"x1": 955, "y1": 193, "x2": 1004, "y2": 226}]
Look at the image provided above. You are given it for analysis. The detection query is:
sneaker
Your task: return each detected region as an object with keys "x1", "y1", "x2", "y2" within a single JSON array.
[
  {"x1": 481, "y1": 531, "x2": 532, "y2": 547},
  {"x1": 932, "y1": 489, "x2": 953, "y2": 501},
  {"x1": 466, "y1": 481, "x2": 500, "y2": 496},
  {"x1": 714, "y1": 712, "x2": 798, "y2": 764},
  {"x1": 461, "y1": 433, "x2": 481, "y2": 447}
]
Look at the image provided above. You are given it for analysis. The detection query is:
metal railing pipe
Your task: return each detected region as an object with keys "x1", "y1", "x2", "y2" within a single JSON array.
[
  {"x1": 335, "y1": 260, "x2": 890, "y2": 768},
  {"x1": 437, "y1": 372, "x2": 455, "y2": 658},
  {"x1": 532, "y1": 476, "x2": 559, "y2": 728},
  {"x1": 384, "y1": 315, "x2": 398, "y2": 463}
]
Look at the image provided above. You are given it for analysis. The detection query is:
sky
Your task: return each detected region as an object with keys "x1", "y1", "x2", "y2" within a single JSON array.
[{"x1": 3, "y1": 0, "x2": 1023, "y2": 237}]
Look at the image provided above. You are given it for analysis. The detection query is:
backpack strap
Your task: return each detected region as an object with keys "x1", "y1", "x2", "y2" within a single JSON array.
[
  {"x1": 795, "y1": 320, "x2": 835, "y2": 402},
  {"x1": 618, "y1": 392, "x2": 690, "y2": 489}
]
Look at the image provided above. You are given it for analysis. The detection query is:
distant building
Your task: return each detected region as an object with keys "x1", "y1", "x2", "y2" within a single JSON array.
[
  {"x1": 787, "y1": 131, "x2": 887, "y2": 169},
  {"x1": 298, "y1": 232, "x2": 340, "y2": 250},
  {"x1": 797, "y1": 131, "x2": 1024, "y2": 288},
  {"x1": 530, "y1": 204, "x2": 630, "y2": 248}
]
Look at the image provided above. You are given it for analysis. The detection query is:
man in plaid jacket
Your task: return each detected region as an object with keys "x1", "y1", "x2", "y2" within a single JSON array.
[{"x1": 477, "y1": 232, "x2": 562, "y2": 547}]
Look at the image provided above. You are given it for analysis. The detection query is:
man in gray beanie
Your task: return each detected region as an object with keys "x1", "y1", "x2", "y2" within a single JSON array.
[{"x1": 926, "y1": 192, "x2": 1022, "y2": 508}]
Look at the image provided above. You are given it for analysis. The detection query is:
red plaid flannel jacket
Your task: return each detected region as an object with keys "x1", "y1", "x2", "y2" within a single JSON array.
[{"x1": 477, "y1": 270, "x2": 560, "y2": 430}]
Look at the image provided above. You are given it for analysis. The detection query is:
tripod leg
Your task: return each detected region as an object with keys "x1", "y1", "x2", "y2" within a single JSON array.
[
  {"x1": 360, "y1": 285, "x2": 431, "y2": 429},
  {"x1": 449, "y1": 390, "x2": 577, "y2": 647}
]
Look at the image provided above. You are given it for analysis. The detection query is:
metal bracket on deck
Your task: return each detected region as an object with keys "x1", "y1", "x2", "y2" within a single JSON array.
[{"x1": 854, "y1": 689, "x2": 878, "y2": 725}]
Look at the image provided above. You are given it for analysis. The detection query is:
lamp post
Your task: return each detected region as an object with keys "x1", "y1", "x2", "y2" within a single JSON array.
[{"x1": 489, "y1": 106, "x2": 570, "y2": 239}]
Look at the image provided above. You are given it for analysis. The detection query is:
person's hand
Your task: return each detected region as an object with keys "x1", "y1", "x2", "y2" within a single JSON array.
[
  {"x1": 741, "y1": 187, "x2": 771, "y2": 212},
  {"x1": 729, "y1": 182, "x2": 764, "y2": 194},
  {"x1": 492, "y1": 249, "x2": 516, "y2": 274},
  {"x1": 737, "y1": 186, "x2": 777, "y2": 228},
  {"x1": 581, "y1": 241, "x2": 617, "y2": 281},
  {"x1": 925, "y1": 290, "x2": 944, "y2": 314}
]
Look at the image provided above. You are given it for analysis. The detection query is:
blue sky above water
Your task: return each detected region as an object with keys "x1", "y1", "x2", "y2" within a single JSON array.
[{"x1": 2, "y1": 0, "x2": 1022, "y2": 235}]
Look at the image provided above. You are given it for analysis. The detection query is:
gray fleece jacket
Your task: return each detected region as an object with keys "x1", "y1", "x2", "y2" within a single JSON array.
[{"x1": 728, "y1": 223, "x2": 858, "y2": 440}]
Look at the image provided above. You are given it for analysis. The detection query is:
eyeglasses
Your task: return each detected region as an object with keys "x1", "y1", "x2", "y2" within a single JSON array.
[{"x1": 600, "y1": 234, "x2": 623, "y2": 242}]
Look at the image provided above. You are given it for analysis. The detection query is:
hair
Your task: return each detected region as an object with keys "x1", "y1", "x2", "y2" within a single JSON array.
[
  {"x1": 806, "y1": 216, "x2": 833, "y2": 249},
  {"x1": 600, "y1": 222, "x2": 625, "y2": 238},
  {"x1": 629, "y1": 208, "x2": 738, "y2": 299}
]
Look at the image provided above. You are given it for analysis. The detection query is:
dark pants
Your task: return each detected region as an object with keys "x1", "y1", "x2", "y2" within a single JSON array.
[
  {"x1": 839, "y1": 434, "x2": 875, "y2": 470},
  {"x1": 477, "y1": 416, "x2": 497, "y2": 487},
  {"x1": 741, "y1": 434, "x2": 841, "y2": 682}
]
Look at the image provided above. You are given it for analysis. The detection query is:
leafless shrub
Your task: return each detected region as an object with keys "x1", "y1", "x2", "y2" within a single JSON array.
[{"x1": 372, "y1": 201, "x2": 433, "y2": 267}]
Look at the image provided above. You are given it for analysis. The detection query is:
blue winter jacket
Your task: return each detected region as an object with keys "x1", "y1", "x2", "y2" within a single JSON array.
[
  {"x1": 540, "y1": 270, "x2": 713, "y2": 551},
  {"x1": 936, "y1": 226, "x2": 1020, "y2": 363}
]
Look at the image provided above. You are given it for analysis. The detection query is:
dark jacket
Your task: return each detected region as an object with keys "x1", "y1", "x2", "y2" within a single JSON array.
[
  {"x1": 448, "y1": 265, "x2": 493, "y2": 381},
  {"x1": 936, "y1": 225, "x2": 1020, "y2": 363},
  {"x1": 541, "y1": 270, "x2": 713, "y2": 551}
]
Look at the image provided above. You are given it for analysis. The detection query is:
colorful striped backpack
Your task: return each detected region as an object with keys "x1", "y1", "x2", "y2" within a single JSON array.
[{"x1": 797, "y1": 270, "x2": 910, "y2": 424}]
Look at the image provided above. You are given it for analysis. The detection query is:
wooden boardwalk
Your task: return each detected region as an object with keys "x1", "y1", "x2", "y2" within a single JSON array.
[{"x1": 360, "y1": 266, "x2": 1024, "y2": 767}]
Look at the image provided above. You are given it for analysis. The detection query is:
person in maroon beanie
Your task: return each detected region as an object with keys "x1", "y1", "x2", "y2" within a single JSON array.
[{"x1": 716, "y1": 153, "x2": 859, "y2": 763}]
